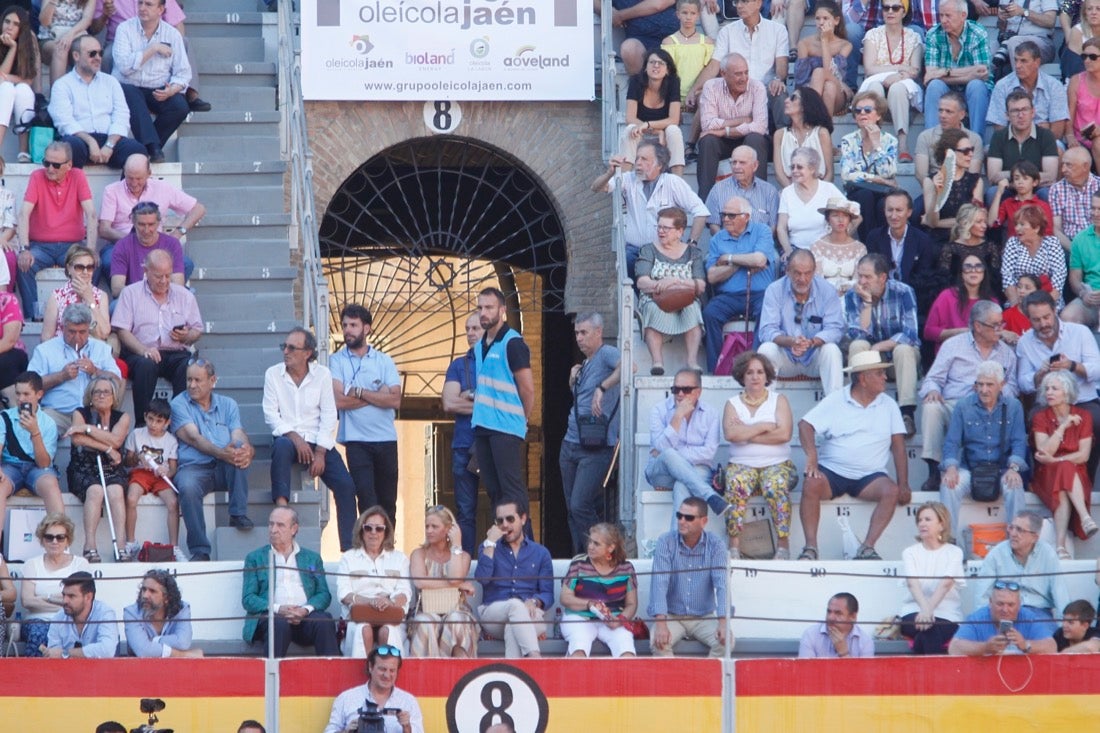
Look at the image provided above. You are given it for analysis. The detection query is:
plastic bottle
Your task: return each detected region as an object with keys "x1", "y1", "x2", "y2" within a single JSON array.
[{"x1": 553, "y1": 607, "x2": 563, "y2": 639}]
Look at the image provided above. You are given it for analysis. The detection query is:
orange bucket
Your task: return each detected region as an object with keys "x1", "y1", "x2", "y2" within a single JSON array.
[{"x1": 970, "y1": 523, "x2": 1007, "y2": 558}]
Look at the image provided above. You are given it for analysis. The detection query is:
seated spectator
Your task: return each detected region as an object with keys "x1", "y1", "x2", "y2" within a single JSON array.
[
  {"x1": 647, "y1": 497, "x2": 729, "y2": 657},
  {"x1": 915, "y1": 91, "x2": 985, "y2": 183},
  {"x1": 898, "y1": 501, "x2": 964, "y2": 654},
  {"x1": 992, "y1": 0, "x2": 1059, "y2": 68},
  {"x1": 1051, "y1": 147, "x2": 1100, "y2": 250},
  {"x1": 111, "y1": 249, "x2": 201, "y2": 425},
  {"x1": 842, "y1": 253, "x2": 921, "y2": 433},
  {"x1": 979, "y1": 510, "x2": 1070, "y2": 619},
  {"x1": 0, "y1": 371, "x2": 63, "y2": 531},
  {"x1": 811, "y1": 197, "x2": 866, "y2": 295},
  {"x1": 695, "y1": 53, "x2": 770, "y2": 201},
  {"x1": 1063, "y1": 0, "x2": 1100, "y2": 77},
  {"x1": 858, "y1": 2, "x2": 924, "y2": 161},
  {"x1": 0, "y1": 6, "x2": 38, "y2": 161},
  {"x1": 704, "y1": 145, "x2": 780, "y2": 233},
  {"x1": 798, "y1": 592, "x2": 874, "y2": 657},
  {"x1": 123, "y1": 568, "x2": 202, "y2": 657},
  {"x1": 1032, "y1": 370, "x2": 1098, "y2": 557},
  {"x1": 1055, "y1": 599, "x2": 1100, "y2": 652},
  {"x1": 987, "y1": 41, "x2": 1069, "y2": 143},
  {"x1": 948, "y1": 579, "x2": 1058, "y2": 655},
  {"x1": 0, "y1": 285, "x2": 26, "y2": 392},
  {"x1": 771, "y1": 86, "x2": 834, "y2": 189},
  {"x1": 722, "y1": 351, "x2": 797, "y2": 559},
  {"x1": 337, "y1": 506, "x2": 411, "y2": 659},
  {"x1": 939, "y1": 360, "x2": 1028, "y2": 538},
  {"x1": 661, "y1": 0, "x2": 714, "y2": 157},
  {"x1": 1070, "y1": 41, "x2": 1100, "y2": 175},
  {"x1": 603, "y1": 0, "x2": 680, "y2": 76},
  {"x1": 794, "y1": 1, "x2": 853, "y2": 116},
  {"x1": 0, "y1": 159, "x2": 15, "y2": 291},
  {"x1": 109, "y1": 202, "x2": 185, "y2": 298},
  {"x1": 28, "y1": 302, "x2": 120, "y2": 431},
  {"x1": 985, "y1": 90, "x2": 1060, "y2": 205},
  {"x1": 923, "y1": 130, "x2": 985, "y2": 243},
  {"x1": 798, "y1": 350, "x2": 910, "y2": 560},
  {"x1": 41, "y1": 570, "x2": 118, "y2": 658},
  {"x1": 647, "y1": 368, "x2": 726, "y2": 525},
  {"x1": 864, "y1": 188, "x2": 938, "y2": 293},
  {"x1": 559, "y1": 522, "x2": 639, "y2": 658},
  {"x1": 17, "y1": 512, "x2": 89, "y2": 657},
  {"x1": 47, "y1": 35, "x2": 145, "y2": 168},
  {"x1": 840, "y1": 91, "x2": 899, "y2": 240},
  {"x1": 636, "y1": 207, "x2": 706, "y2": 374},
  {"x1": 475, "y1": 500, "x2": 554, "y2": 659},
  {"x1": 937, "y1": 205, "x2": 1001, "y2": 286},
  {"x1": 988, "y1": 161, "x2": 1055, "y2": 240},
  {"x1": 622, "y1": 49, "x2": 685, "y2": 176},
  {"x1": 1001, "y1": 206, "x2": 1066, "y2": 309},
  {"x1": 703, "y1": 195, "x2": 775, "y2": 372},
  {"x1": 111, "y1": 0, "x2": 191, "y2": 162},
  {"x1": 40, "y1": 245, "x2": 112, "y2": 343},
  {"x1": 322, "y1": 645, "x2": 425, "y2": 733},
  {"x1": 122, "y1": 397, "x2": 184, "y2": 562},
  {"x1": 838, "y1": 0, "x2": 887, "y2": 90},
  {"x1": 777, "y1": 146, "x2": 845, "y2": 255},
  {"x1": 1002, "y1": 273, "x2": 1042, "y2": 339},
  {"x1": 241, "y1": 506, "x2": 338, "y2": 657},
  {"x1": 39, "y1": 0, "x2": 94, "y2": 88},
  {"x1": 922, "y1": 0, "x2": 993, "y2": 137},
  {"x1": 407, "y1": 505, "x2": 477, "y2": 658},
  {"x1": 1062, "y1": 191, "x2": 1100, "y2": 326},
  {"x1": 757, "y1": 248, "x2": 846, "y2": 394},
  {"x1": 924, "y1": 256, "x2": 1000, "y2": 356},
  {"x1": 68, "y1": 376, "x2": 130, "y2": 562}
]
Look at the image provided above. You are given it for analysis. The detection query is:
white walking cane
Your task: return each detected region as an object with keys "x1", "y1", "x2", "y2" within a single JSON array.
[
  {"x1": 94, "y1": 444, "x2": 121, "y2": 562},
  {"x1": 143, "y1": 452, "x2": 179, "y2": 494}
]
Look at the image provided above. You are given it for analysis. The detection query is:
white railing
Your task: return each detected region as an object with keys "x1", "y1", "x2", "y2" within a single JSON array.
[{"x1": 278, "y1": 0, "x2": 330, "y2": 362}]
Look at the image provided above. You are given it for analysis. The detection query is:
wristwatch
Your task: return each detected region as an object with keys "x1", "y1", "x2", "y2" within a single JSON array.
[
  {"x1": 104, "y1": 141, "x2": 114, "y2": 149},
  {"x1": 1023, "y1": 8, "x2": 1030, "y2": 18},
  {"x1": 482, "y1": 539, "x2": 496, "y2": 549},
  {"x1": 177, "y1": 226, "x2": 187, "y2": 236},
  {"x1": 84, "y1": 426, "x2": 91, "y2": 436}
]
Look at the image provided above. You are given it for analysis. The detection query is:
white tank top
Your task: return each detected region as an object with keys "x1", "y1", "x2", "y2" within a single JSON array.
[{"x1": 726, "y1": 390, "x2": 790, "y2": 468}]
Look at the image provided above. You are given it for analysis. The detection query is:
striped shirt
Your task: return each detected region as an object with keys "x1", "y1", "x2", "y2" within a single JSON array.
[
  {"x1": 1050, "y1": 174, "x2": 1100, "y2": 243},
  {"x1": 647, "y1": 530, "x2": 727, "y2": 617},
  {"x1": 562, "y1": 558, "x2": 638, "y2": 619},
  {"x1": 110, "y1": 279, "x2": 202, "y2": 351},
  {"x1": 112, "y1": 18, "x2": 192, "y2": 89},
  {"x1": 842, "y1": 279, "x2": 920, "y2": 347}
]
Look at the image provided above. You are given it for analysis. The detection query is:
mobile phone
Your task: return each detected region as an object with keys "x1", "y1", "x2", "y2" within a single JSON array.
[
  {"x1": 998, "y1": 619, "x2": 1013, "y2": 635},
  {"x1": 18, "y1": 402, "x2": 31, "y2": 415},
  {"x1": 173, "y1": 323, "x2": 185, "y2": 331},
  {"x1": 1050, "y1": 354, "x2": 1059, "y2": 364},
  {"x1": 1084, "y1": 122, "x2": 1097, "y2": 140}
]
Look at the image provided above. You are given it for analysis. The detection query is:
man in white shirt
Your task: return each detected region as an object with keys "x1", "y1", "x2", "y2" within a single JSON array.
[{"x1": 263, "y1": 326, "x2": 357, "y2": 552}]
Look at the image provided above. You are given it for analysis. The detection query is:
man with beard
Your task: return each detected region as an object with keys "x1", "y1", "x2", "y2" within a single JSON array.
[
  {"x1": 330, "y1": 303, "x2": 402, "y2": 524},
  {"x1": 40, "y1": 571, "x2": 118, "y2": 657},
  {"x1": 123, "y1": 568, "x2": 203, "y2": 657}
]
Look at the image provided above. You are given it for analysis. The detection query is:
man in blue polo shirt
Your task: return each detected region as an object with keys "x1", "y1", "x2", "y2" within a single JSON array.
[
  {"x1": 330, "y1": 303, "x2": 402, "y2": 524},
  {"x1": 949, "y1": 580, "x2": 1058, "y2": 656},
  {"x1": 442, "y1": 312, "x2": 483, "y2": 555}
]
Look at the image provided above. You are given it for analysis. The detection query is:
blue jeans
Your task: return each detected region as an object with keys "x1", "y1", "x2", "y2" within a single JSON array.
[
  {"x1": 452, "y1": 445, "x2": 480, "y2": 555},
  {"x1": 924, "y1": 79, "x2": 990, "y2": 138},
  {"x1": 175, "y1": 459, "x2": 250, "y2": 556},
  {"x1": 645, "y1": 450, "x2": 714, "y2": 531},
  {"x1": 703, "y1": 289, "x2": 765, "y2": 372},
  {"x1": 17, "y1": 241, "x2": 77, "y2": 318},
  {"x1": 270, "y1": 436, "x2": 357, "y2": 551},
  {"x1": 559, "y1": 439, "x2": 615, "y2": 554}
]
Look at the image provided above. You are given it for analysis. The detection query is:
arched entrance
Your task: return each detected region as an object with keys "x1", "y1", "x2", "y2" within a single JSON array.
[{"x1": 318, "y1": 135, "x2": 574, "y2": 554}]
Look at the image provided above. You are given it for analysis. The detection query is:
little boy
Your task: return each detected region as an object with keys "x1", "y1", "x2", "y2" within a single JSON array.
[{"x1": 123, "y1": 399, "x2": 184, "y2": 561}]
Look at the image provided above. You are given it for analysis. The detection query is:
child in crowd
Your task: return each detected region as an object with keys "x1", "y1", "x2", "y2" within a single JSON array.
[
  {"x1": 122, "y1": 398, "x2": 184, "y2": 561},
  {"x1": 662, "y1": 0, "x2": 714, "y2": 161},
  {"x1": 988, "y1": 161, "x2": 1054, "y2": 240}
]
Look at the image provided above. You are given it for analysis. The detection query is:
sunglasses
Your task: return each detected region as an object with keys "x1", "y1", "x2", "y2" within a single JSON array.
[
  {"x1": 43, "y1": 532, "x2": 69, "y2": 542},
  {"x1": 279, "y1": 343, "x2": 307, "y2": 352},
  {"x1": 882, "y1": 3, "x2": 905, "y2": 9},
  {"x1": 955, "y1": 146, "x2": 976, "y2": 155},
  {"x1": 961, "y1": 262, "x2": 985, "y2": 272},
  {"x1": 675, "y1": 512, "x2": 700, "y2": 522},
  {"x1": 853, "y1": 105, "x2": 875, "y2": 114},
  {"x1": 721, "y1": 212, "x2": 747, "y2": 219},
  {"x1": 70, "y1": 263, "x2": 95, "y2": 272},
  {"x1": 375, "y1": 644, "x2": 402, "y2": 658},
  {"x1": 43, "y1": 160, "x2": 67, "y2": 169},
  {"x1": 362, "y1": 524, "x2": 387, "y2": 533},
  {"x1": 494, "y1": 514, "x2": 518, "y2": 525},
  {"x1": 1083, "y1": 53, "x2": 1100, "y2": 61},
  {"x1": 669, "y1": 385, "x2": 698, "y2": 394},
  {"x1": 993, "y1": 580, "x2": 1022, "y2": 591},
  {"x1": 86, "y1": 49, "x2": 102, "y2": 57}
]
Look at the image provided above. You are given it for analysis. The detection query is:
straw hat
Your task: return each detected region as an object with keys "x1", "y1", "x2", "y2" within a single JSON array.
[
  {"x1": 844, "y1": 350, "x2": 891, "y2": 373},
  {"x1": 817, "y1": 197, "x2": 861, "y2": 218}
]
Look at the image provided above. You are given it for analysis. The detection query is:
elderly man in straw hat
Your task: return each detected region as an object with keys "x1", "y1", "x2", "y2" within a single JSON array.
[{"x1": 796, "y1": 349, "x2": 912, "y2": 561}]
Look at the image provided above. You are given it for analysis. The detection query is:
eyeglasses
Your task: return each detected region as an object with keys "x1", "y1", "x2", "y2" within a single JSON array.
[
  {"x1": 882, "y1": 3, "x2": 905, "y2": 10},
  {"x1": 362, "y1": 524, "x2": 387, "y2": 533},
  {"x1": 375, "y1": 644, "x2": 402, "y2": 658},
  {"x1": 43, "y1": 532, "x2": 68, "y2": 542},
  {"x1": 787, "y1": 93, "x2": 800, "y2": 101},
  {"x1": 70, "y1": 263, "x2": 95, "y2": 272},
  {"x1": 647, "y1": 59, "x2": 668, "y2": 67},
  {"x1": 961, "y1": 262, "x2": 985, "y2": 272},
  {"x1": 993, "y1": 580, "x2": 1022, "y2": 591},
  {"x1": 188, "y1": 357, "x2": 210, "y2": 367},
  {"x1": 853, "y1": 105, "x2": 875, "y2": 115},
  {"x1": 675, "y1": 512, "x2": 701, "y2": 522},
  {"x1": 86, "y1": 49, "x2": 102, "y2": 57},
  {"x1": 494, "y1": 514, "x2": 518, "y2": 525},
  {"x1": 721, "y1": 212, "x2": 748, "y2": 219},
  {"x1": 91, "y1": 389, "x2": 114, "y2": 397},
  {"x1": 43, "y1": 160, "x2": 67, "y2": 169},
  {"x1": 656, "y1": 225, "x2": 681, "y2": 232},
  {"x1": 669, "y1": 385, "x2": 698, "y2": 394},
  {"x1": 955, "y1": 147, "x2": 976, "y2": 155},
  {"x1": 1007, "y1": 108, "x2": 1031, "y2": 116},
  {"x1": 977, "y1": 320, "x2": 1004, "y2": 330},
  {"x1": 279, "y1": 343, "x2": 307, "y2": 352},
  {"x1": 1083, "y1": 53, "x2": 1100, "y2": 61},
  {"x1": 1006, "y1": 524, "x2": 1036, "y2": 535}
]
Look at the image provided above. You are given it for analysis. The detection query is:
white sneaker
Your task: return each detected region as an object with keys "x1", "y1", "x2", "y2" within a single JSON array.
[
  {"x1": 125, "y1": 541, "x2": 141, "y2": 557},
  {"x1": 173, "y1": 546, "x2": 189, "y2": 562}
]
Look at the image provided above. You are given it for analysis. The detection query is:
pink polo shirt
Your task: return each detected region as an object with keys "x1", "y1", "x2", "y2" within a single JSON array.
[
  {"x1": 96, "y1": 0, "x2": 185, "y2": 43},
  {"x1": 24, "y1": 168, "x2": 93, "y2": 243},
  {"x1": 99, "y1": 178, "x2": 198, "y2": 236}
]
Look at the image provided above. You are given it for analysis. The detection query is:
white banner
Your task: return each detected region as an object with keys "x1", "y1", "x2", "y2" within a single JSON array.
[{"x1": 301, "y1": 0, "x2": 595, "y2": 102}]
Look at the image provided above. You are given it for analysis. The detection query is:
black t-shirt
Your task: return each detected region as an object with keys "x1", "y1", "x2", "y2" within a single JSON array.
[
  {"x1": 627, "y1": 77, "x2": 678, "y2": 123},
  {"x1": 1053, "y1": 626, "x2": 1100, "y2": 651},
  {"x1": 480, "y1": 323, "x2": 531, "y2": 372}
]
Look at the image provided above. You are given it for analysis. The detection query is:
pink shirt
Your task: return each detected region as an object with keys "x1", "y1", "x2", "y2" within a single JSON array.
[
  {"x1": 110, "y1": 279, "x2": 202, "y2": 351},
  {"x1": 99, "y1": 178, "x2": 198, "y2": 236},
  {"x1": 96, "y1": 0, "x2": 185, "y2": 42},
  {"x1": 698, "y1": 77, "x2": 768, "y2": 139},
  {"x1": 0, "y1": 292, "x2": 25, "y2": 352},
  {"x1": 24, "y1": 168, "x2": 92, "y2": 243}
]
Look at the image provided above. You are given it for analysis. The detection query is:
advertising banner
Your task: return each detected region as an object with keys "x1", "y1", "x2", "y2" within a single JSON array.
[{"x1": 301, "y1": 0, "x2": 595, "y2": 101}]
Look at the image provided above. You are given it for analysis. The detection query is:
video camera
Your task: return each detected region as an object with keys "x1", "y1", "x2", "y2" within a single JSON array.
[
  {"x1": 357, "y1": 699, "x2": 401, "y2": 733},
  {"x1": 130, "y1": 698, "x2": 173, "y2": 733}
]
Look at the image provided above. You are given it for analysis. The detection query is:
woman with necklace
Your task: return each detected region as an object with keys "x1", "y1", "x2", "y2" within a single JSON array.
[
  {"x1": 772, "y1": 86, "x2": 834, "y2": 188},
  {"x1": 811, "y1": 197, "x2": 866, "y2": 295},
  {"x1": 722, "y1": 351, "x2": 797, "y2": 560},
  {"x1": 1001, "y1": 204, "x2": 1066, "y2": 309},
  {"x1": 858, "y1": 0, "x2": 923, "y2": 162},
  {"x1": 558, "y1": 522, "x2": 639, "y2": 658},
  {"x1": 840, "y1": 90, "x2": 898, "y2": 240},
  {"x1": 407, "y1": 505, "x2": 477, "y2": 658}
]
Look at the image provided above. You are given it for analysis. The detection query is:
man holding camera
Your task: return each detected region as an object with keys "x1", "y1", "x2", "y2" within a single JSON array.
[
  {"x1": 323, "y1": 645, "x2": 424, "y2": 733},
  {"x1": 948, "y1": 579, "x2": 1057, "y2": 655}
]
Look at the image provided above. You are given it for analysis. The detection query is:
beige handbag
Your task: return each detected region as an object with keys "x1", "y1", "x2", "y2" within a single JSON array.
[{"x1": 418, "y1": 587, "x2": 463, "y2": 615}]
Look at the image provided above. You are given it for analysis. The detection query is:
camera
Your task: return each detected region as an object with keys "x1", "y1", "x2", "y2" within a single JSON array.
[
  {"x1": 357, "y1": 700, "x2": 400, "y2": 733},
  {"x1": 991, "y1": 44, "x2": 1011, "y2": 81},
  {"x1": 130, "y1": 698, "x2": 173, "y2": 733}
]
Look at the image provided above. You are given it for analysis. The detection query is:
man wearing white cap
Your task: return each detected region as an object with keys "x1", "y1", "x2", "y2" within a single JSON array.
[{"x1": 797, "y1": 350, "x2": 912, "y2": 561}]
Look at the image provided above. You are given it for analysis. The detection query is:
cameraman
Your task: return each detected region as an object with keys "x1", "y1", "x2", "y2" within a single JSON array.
[{"x1": 323, "y1": 645, "x2": 424, "y2": 733}]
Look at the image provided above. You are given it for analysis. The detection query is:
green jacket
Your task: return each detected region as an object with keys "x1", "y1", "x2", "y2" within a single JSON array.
[{"x1": 241, "y1": 544, "x2": 332, "y2": 642}]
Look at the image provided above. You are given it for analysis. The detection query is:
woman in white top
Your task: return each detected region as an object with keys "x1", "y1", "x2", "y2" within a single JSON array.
[
  {"x1": 19, "y1": 512, "x2": 90, "y2": 657},
  {"x1": 407, "y1": 505, "x2": 478, "y2": 658},
  {"x1": 772, "y1": 85, "x2": 834, "y2": 187},
  {"x1": 898, "y1": 501, "x2": 964, "y2": 654},
  {"x1": 811, "y1": 196, "x2": 866, "y2": 295},
  {"x1": 859, "y1": 0, "x2": 923, "y2": 160},
  {"x1": 722, "y1": 351, "x2": 798, "y2": 560},
  {"x1": 777, "y1": 146, "x2": 845, "y2": 256},
  {"x1": 337, "y1": 507, "x2": 413, "y2": 658}
]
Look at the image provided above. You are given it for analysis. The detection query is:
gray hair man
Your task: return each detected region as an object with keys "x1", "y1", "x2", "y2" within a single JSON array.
[
  {"x1": 922, "y1": 0, "x2": 993, "y2": 138},
  {"x1": 948, "y1": 579, "x2": 1058, "y2": 656},
  {"x1": 979, "y1": 510, "x2": 1070, "y2": 620},
  {"x1": 695, "y1": 54, "x2": 770, "y2": 200},
  {"x1": 939, "y1": 360, "x2": 1029, "y2": 539},
  {"x1": 705, "y1": 145, "x2": 780, "y2": 232}
]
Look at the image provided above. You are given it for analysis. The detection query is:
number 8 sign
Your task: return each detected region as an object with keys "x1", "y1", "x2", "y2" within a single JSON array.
[
  {"x1": 424, "y1": 100, "x2": 462, "y2": 134},
  {"x1": 445, "y1": 663, "x2": 549, "y2": 733}
]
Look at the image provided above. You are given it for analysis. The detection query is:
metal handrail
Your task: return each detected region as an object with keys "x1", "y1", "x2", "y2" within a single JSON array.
[{"x1": 278, "y1": 0, "x2": 330, "y2": 363}]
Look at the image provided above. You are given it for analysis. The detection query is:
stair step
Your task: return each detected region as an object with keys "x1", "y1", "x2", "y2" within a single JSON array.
[
  {"x1": 191, "y1": 265, "x2": 297, "y2": 281},
  {"x1": 180, "y1": 116, "x2": 279, "y2": 137},
  {"x1": 191, "y1": 293, "x2": 293, "y2": 320},
  {"x1": 200, "y1": 61, "x2": 277, "y2": 87},
  {"x1": 188, "y1": 85, "x2": 276, "y2": 111},
  {"x1": 177, "y1": 135, "x2": 280, "y2": 160},
  {"x1": 187, "y1": 10, "x2": 267, "y2": 33},
  {"x1": 189, "y1": 36, "x2": 266, "y2": 62},
  {"x1": 189, "y1": 212, "x2": 290, "y2": 228},
  {"x1": 185, "y1": 185, "x2": 284, "y2": 212},
  {"x1": 182, "y1": 0, "x2": 264, "y2": 12},
  {"x1": 187, "y1": 238, "x2": 290, "y2": 260}
]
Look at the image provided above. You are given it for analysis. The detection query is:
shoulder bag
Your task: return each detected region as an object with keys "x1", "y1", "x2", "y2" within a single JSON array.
[{"x1": 969, "y1": 403, "x2": 1007, "y2": 502}]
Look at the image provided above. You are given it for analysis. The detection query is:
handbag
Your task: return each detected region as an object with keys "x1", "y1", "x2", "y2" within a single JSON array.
[
  {"x1": 623, "y1": 617, "x2": 650, "y2": 640},
  {"x1": 713, "y1": 272, "x2": 754, "y2": 376},
  {"x1": 417, "y1": 587, "x2": 463, "y2": 615},
  {"x1": 969, "y1": 403, "x2": 1007, "y2": 502},
  {"x1": 738, "y1": 518, "x2": 777, "y2": 560},
  {"x1": 137, "y1": 541, "x2": 174, "y2": 563},
  {"x1": 574, "y1": 373, "x2": 619, "y2": 449},
  {"x1": 350, "y1": 602, "x2": 405, "y2": 625}
]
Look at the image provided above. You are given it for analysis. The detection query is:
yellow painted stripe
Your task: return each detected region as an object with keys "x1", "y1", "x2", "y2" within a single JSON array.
[
  {"x1": 737, "y1": 695, "x2": 1100, "y2": 732},
  {"x1": 11, "y1": 697, "x2": 265, "y2": 729}
]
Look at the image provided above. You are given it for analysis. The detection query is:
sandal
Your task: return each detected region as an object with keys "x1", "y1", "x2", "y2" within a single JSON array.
[
  {"x1": 1082, "y1": 517, "x2": 1099, "y2": 539},
  {"x1": 16, "y1": 152, "x2": 30, "y2": 163},
  {"x1": 798, "y1": 546, "x2": 818, "y2": 561},
  {"x1": 855, "y1": 545, "x2": 883, "y2": 560},
  {"x1": 83, "y1": 548, "x2": 101, "y2": 563},
  {"x1": 1057, "y1": 546, "x2": 1072, "y2": 560},
  {"x1": 774, "y1": 547, "x2": 790, "y2": 560}
]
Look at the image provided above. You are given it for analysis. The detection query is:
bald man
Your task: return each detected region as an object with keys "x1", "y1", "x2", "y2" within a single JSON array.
[
  {"x1": 704, "y1": 145, "x2": 780, "y2": 232},
  {"x1": 1051, "y1": 147, "x2": 1100, "y2": 250}
]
